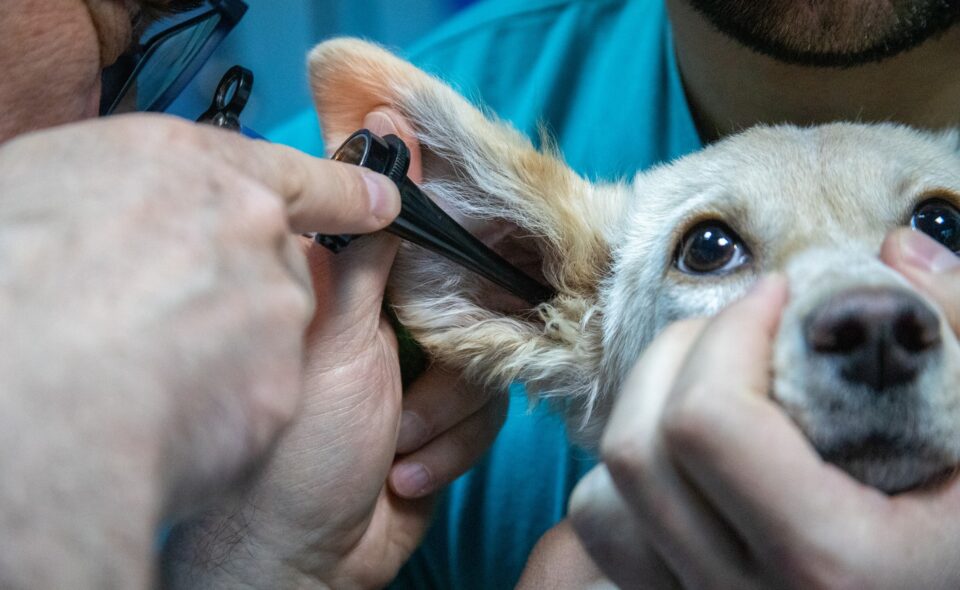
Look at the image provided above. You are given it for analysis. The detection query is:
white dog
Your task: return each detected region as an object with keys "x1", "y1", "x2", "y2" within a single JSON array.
[{"x1": 309, "y1": 39, "x2": 960, "y2": 494}]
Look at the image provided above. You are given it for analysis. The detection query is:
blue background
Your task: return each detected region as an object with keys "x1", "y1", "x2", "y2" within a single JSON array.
[{"x1": 166, "y1": 0, "x2": 475, "y2": 135}]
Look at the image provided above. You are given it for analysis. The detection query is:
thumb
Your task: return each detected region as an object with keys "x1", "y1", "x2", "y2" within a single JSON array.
[
  {"x1": 317, "y1": 108, "x2": 422, "y2": 309},
  {"x1": 881, "y1": 228, "x2": 960, "y2": 334},
  {"x1": 305, "y1": 109, "x2": 420, "y2": 337}
]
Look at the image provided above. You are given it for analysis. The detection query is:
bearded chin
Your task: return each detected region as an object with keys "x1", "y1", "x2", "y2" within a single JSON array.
[{"x1": 686, "y1": 0, "x2": 960, "y2": 68}]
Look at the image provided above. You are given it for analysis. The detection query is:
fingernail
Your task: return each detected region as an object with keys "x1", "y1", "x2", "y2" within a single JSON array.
[
  {"x1": 391, "y1": 463, "x2": 433, "y2": 498},
  {"x1": 900, "y1": 230, "x2": 960, "y2": 274},
  {"x1": 397, "y1": 410, "x2": 428, "y2": 453},
  {"x1": 362, "y1": 170, "x2": 400, "y2": 224}
]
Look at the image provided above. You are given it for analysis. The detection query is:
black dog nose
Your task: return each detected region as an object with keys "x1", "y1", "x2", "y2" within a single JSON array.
[{"x1": 805, "y1": 287, "x2": 941, "y2": 392}]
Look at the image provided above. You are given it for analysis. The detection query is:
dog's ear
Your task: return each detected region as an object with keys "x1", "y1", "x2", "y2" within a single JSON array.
[
  {"x1": 308, "y1": 39, "x2": 626, "y2": 437},
  {"x1": 308, "y1": 38, "x2": 621, "y2": 288}
]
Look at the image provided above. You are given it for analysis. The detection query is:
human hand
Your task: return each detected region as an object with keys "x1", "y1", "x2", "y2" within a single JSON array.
[
  {"x1": 569, "y1": 256, "x2": 960, "y2": 589},
  {"x1": 0, "y1": 114, "x2": 400, "y2": 589},
  {"x1": 516, "y1": 519, "x2": 610, "y2": 589},
  {"x1": 162, "y1": 108, "x2": 508, "y2": 589},
  {"x1": 881, "y1": 227, "x2": 959, "y2": 336}
]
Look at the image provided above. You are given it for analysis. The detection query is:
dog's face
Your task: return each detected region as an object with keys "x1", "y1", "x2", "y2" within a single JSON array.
[
  {"x1": 310, "y1": 39, "x2": 960, "y2": 494},
  {"x1": 605, "y1": 124, "x2": 960, "y2": 493}
]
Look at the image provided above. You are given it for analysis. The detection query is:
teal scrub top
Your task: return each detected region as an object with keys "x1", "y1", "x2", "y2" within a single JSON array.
[{"x1": 269, "y1": 0, "x2": 701, "y2": 587}]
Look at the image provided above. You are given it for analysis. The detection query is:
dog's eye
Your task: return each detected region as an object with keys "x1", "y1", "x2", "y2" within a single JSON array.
[
  {"x1": 675, "y1": 221, "x2": 751, "y2": 275},
  {"x1": 911, "y1": 199, "x2": 960, "y2": 254}
]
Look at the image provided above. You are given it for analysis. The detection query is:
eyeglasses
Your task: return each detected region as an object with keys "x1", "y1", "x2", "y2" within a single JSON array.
[{"x1": 100, "y1": 0, "x2": 248, "y2": 116}]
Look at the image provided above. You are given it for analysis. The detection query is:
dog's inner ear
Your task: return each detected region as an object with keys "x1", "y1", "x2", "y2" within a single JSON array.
[{"x1": 414, "y1": 140, "x2": 561, "y2": 308}]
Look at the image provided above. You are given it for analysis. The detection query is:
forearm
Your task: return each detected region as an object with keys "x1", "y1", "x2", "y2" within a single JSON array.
[{"x1": 160, "y1": 507, "x2": 333, "y2": 590}]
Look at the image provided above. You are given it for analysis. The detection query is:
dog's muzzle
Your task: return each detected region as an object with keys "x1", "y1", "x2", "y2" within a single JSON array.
[{"x1": 804, "y1": 287, "x2": 942, "y2": 393}]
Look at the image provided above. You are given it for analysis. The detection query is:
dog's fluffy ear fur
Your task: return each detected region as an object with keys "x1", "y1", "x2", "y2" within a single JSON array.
[{"x1": 308, "y1": 39, "x2": 626, "y2": 433}]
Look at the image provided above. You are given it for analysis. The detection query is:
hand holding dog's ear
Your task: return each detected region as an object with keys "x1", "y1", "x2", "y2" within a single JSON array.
[
  {"x1": 882, "y1": 228, "x2": 960, "y2": 335},
  {"x1": 163, "y1": 108, "x2": 508, "y2": 588}
]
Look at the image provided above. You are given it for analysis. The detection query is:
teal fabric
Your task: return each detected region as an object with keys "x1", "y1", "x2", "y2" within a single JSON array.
[{"x1": 269, "y1": 0, "x2": 701, "y2": 587}]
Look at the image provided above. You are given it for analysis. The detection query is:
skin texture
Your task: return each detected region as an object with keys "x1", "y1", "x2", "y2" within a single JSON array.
[
  {"x1": 161, "y1": 110, "x2": 508, "y2": 589},
  {"x1": 0, "y1": 113, "x2": 404, "y2": 588},
  {"x1": 0, "y1": 2, "x2": 507, "y2": 588},
  {"x1": 0, "y1": 0, "x2": 110, "y2": 139}
]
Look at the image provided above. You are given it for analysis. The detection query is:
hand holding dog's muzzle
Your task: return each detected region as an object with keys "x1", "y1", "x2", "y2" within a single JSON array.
[{"x1": 570, "y1": 271, "x2": 960, "y2": 590}]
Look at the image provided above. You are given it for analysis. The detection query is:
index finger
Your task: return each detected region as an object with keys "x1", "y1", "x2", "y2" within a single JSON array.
[{"x1": 140, "y1": 115, "x2": 403, "y2": 235}]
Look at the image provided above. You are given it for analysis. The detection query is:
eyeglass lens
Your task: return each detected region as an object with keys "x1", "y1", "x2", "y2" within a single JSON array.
[{"x1": 133, "y1": 14, "x2": 223, "y2": 111}]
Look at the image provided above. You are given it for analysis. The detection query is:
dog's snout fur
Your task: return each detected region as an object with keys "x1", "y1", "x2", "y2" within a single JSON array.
[{"x1": 805, "y1": 287, "x2": 942, "y2": 392}]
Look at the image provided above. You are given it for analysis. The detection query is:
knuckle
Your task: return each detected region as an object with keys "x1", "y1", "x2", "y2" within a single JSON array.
[
  {"x1": 279, "y1": 275, "x2": 315, "y2": 327},
  {"x1": 329, "y1": 164, "x2": 370, "y2": 216},
  {"x1": 660, "y1": 387, "x2": 711, "y2": 453},
  {"x1": 271, "y1": 149, "x2": 306, "y2": 205},
  {"x1": 567, "y1": 471, "x2": 609, "y2": 529},
  {"x1": 600, "y1": 428, "x2": 653, "y2": 485},
  {"x1": 248, "y1": 188, "x2": 288, "y2": 230},
  {"x1": 224, "y1": 182, "x2": 289, "y2": 239},
  {"x1": 124, "y1": 113, "x2": 206, "y2": 150}
]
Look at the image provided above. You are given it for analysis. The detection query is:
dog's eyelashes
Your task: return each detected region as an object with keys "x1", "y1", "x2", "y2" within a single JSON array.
[
  {"x1": 911, "y1": 199, "x2": 960, "y2": 255},
  {"x1": 675, "y1": 221, "x2": 751, "y2": 275}
]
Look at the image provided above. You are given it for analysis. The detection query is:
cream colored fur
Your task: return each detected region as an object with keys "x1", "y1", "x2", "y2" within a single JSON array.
[{"x1": 309, "y1": 39, "x2": 960, "y2": 492}]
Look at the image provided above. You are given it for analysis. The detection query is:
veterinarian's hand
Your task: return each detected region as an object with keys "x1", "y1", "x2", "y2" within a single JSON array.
[
  {"x1": 0, "y1": 113, "x2": 401, "y2": 588},
  {"x1": 162, "y1": 109, "x2": 503, "y2": 589},
  {"x1": 516, "y1": 520, "x2": 610, "y2": 589},
  {"x1": 359, "y1": 109, "x2": 508, "y2": 502},
  {"x1": 882, "y1": 227, "x2": 960, "y2": 335},
  {"x1": 570, "y1": 271, "x2": 960, "y2": 589}
]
